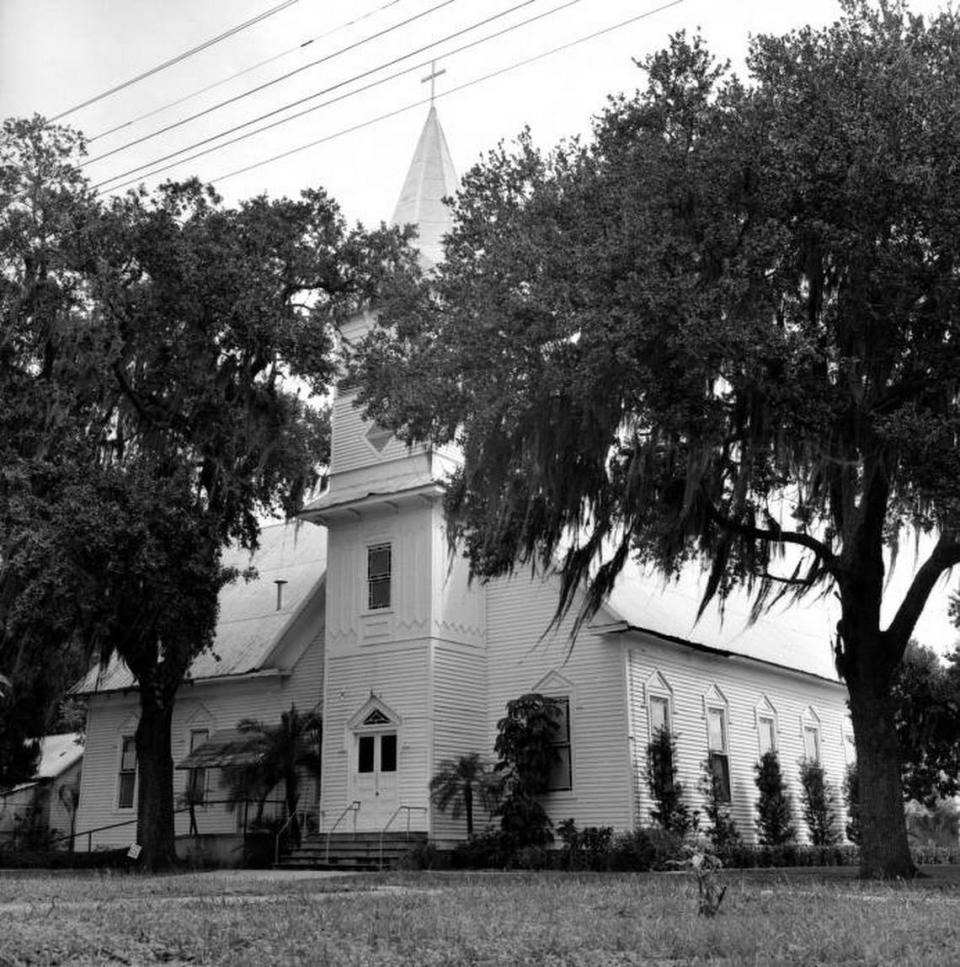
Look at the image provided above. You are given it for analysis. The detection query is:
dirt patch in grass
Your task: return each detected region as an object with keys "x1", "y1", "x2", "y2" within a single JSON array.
[{"x1": 2, "y1": 868, "x2": 960, "y2": 964}]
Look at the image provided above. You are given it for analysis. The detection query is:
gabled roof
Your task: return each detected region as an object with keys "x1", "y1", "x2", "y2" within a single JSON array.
[
  {"x1": 77, "y1": 521, "x2": 327, "y2": 694},
  {"x1": 391, "y1": 105, "x2": 458, "y2": 269},
  {"x1": 597, "y1": 560, "x2": 840, "y2": 682}
]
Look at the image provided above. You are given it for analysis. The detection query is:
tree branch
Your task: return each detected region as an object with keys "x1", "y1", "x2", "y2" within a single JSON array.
[
  {"x1": 709, "y1": 505, "x2": 840, "y2": 576},
  {"x1": 885, "y1": 533, "x2": 960, "y2": 651}
]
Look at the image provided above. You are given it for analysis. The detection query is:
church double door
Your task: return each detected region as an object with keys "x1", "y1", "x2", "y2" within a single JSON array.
[{"x1": 351, "y1": 731, "x2": 399, "y2": 829}]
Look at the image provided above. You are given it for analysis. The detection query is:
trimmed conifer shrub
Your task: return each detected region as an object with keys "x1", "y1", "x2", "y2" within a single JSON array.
[
  {"x1": 646, "y1": 727, "x2": 697, "y2": 836},
  {"x1": 799, "y1": 759, "x2": 841, "y2": 846},
  {"x1": 754, "y1": 751, "x2": 795, "y2": 846}
]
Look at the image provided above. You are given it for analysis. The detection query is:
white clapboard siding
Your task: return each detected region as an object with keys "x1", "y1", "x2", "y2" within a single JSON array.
[
  {"x1": 625, "y1": 635, "x2": 851, "y2": 844},
  {"x1": 319, "y1": 643, "x2": 432, "y2": 833},
  {"x1": 431, "y1": 642, "x2": 488, "y2": 844},
  {"x1": 485, "y1": 574, "x2": 635, "y2": 833}
]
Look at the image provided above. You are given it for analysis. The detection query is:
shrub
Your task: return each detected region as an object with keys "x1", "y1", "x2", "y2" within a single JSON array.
[
  {"x1": 557, "y1": 819, "x2": 613, "y2": 871},
  {"x1": 842, "y1": 762, "x2": 861, "y2": 845},
  {"x1": 646, "y1": 727, "x2": 698, "y2": 836},
  {"x1": 608, "y1": 826, "x2": 683, "y2": 872},
  {"x1": 799, "y1": 759, "x2": 841, "y2": 846},
  {"x1": 450, "y1": 829, "x2": 513, "y2": 869},
  {"x1": 754, "y1": 751, "x2": 796, "y2": 846}
]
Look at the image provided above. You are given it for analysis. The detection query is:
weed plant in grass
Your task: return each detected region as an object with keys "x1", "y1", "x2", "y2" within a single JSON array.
[{"x1": 3, "y1": 870, "x2": 960, "y2": 964}]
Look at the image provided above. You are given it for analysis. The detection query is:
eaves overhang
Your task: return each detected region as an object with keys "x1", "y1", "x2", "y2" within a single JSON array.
[{"x1": 299, "y1": 481, "x2": 444, "y2": 525}]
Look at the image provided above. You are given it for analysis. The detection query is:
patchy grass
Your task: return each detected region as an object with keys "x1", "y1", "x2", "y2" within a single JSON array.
[{"x1": 2, "y1": 868, "x2": 960, "y2": 965}]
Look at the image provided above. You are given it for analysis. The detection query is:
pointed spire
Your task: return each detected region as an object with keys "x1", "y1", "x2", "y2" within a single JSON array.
[{"x1": 391, "y1": 106, "x2": 458, "y2": 269}]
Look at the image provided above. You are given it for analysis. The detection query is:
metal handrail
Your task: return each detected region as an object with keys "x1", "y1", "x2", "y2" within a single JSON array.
[
  {"x1": 325, "y1": 801, "x2": 361, "y2": 864},
  {"x1": 378, "y1": 804, "x2": 428, "y2": 870},
  {"x1": 273, "y1": 808, "x2": 308, "y2": 866},
  {"x1": 44, "y1": 798, "x2": 289, "y2": 854}
]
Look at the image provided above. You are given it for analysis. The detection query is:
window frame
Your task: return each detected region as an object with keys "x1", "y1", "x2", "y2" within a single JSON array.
[
  {"x1": 546, "y1": 696, "x2": 573, "y2": 793},
  {"x1": 648, "y1": 694, "x2": 672, "y2": 741},
  {"x1": 117, "y1": 735, "x2": 137, "y2": 810},
  {"x1": 366, "y1": 542, "x2": 392, "y2": 611},
  {"x1": 801, "y1": 707, "x2": 822, "y2": 763},
  {"x1": 757, "y1": 713, "x2": 777, "y2": 757},
  {"x1": 187, "y1": 727, "x2": 210, "y2": 804},
  {"x1": 706, "y1": 704, "x2": 732, "y2": 804}
]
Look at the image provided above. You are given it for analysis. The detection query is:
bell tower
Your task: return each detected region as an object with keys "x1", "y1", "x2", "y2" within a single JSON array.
[{"x1": 303, "y1": 106, "x2": 487, "y2": 842}]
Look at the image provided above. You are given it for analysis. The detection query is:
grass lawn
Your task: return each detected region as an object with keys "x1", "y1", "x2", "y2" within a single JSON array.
[{"x1": 2, "y1": 867, "x2": 960, "y2": 965}]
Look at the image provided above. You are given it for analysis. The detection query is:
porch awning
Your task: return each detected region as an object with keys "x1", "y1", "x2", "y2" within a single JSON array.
[{"x1": 175, "y1": 729, "x2": 266, "y2": 770}]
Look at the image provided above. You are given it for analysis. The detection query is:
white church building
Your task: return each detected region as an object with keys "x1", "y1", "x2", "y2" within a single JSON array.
[{"x1": 74, "y1": 107, "x2": 852, "y2": 861}]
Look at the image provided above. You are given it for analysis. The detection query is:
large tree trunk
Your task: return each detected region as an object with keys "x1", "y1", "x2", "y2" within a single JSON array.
[
  {"x1": 845, "y1": 643, "x2": 915, "y2": 879},
  {"x1": 135, "y1": 691, "x2": 178, "y2": 871}
]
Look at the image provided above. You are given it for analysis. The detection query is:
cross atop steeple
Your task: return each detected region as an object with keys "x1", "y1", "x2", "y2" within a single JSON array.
[{"x1": 420, "y1": 60, "x2": 446, "y2": 105}]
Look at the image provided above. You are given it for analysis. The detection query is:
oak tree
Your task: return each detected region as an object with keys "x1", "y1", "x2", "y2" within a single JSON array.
[{"x1": 357, "y1": 3, "x2": 960, "y2": 877}]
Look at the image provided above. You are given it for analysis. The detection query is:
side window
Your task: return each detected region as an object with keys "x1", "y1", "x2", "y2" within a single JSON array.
[
  {"x1": 187, "y1": 728, "x2": 210, "y2": 804},
  {"x1": 706, "y1": 706, "x2": 731, "y2": 803},
  {"x1": 118, "y1": 735, "x2": 137, "y2": 809},
  {"x1": 367, "y1": 543, "x2": 392, "y2": 610},
  {"x1": 649, "y1": 695, "x2": 671, "y2": 737},
  {"x1": 547, "y1": 697, "x2": 572, "y2": 792},
  {"x1": 802, "y1": 708, "x2": 822, "y2": 762},
  {"x1": 758, "y1": 714, "x2": 777, "y2": 756}
]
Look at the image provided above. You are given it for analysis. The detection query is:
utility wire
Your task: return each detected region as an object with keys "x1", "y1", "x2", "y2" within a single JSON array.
[
  {"x1": 94, "y1": 0, "x2": 566, "y2": 191},
  {"x1": 90, "y1": 0, "x2": 408, "y2": 142},
  {"x1": 212, "y1": 0, "x2": 684, "y2": 186},
  {"x1": 103, "y1": 0, "x2": 682, "y2": 194},
  {"x1": 84, "y1": 0, "x2": 462, "y2": 166},
  {"x1": 51, "y1": 0, "x2": 299, "y2": 121}
]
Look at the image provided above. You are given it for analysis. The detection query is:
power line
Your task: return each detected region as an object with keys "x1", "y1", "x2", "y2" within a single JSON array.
[
  {"x1": 211, "y1": 0, "x2": 684, "y2": 187},
  {"x1": 89, "y1": 0, "x2": 408, "y2": 142},
  {"x1": 51, "y1": 0, "x2": 300, "y2": 121},
  {"x1": 84, "y1": 0, "x2": 462, "y2": 167},
  {"x1": 94, "y1": 0, "x2": 566, "y2": 191}
]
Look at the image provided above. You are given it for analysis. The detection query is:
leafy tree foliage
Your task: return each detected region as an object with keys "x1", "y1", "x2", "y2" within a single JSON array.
[
  {"x1": 492, "y1": 693, "x2": 562, "y2": 847},
  {"x1": 892, "y1": 641, "x2": 960, "y2": 805},
  {"x1": 798, "y1": 759, "x2": 841, "y2": 847},
  {"x1": 357, "y1": 3, "x2": 960, "y2": 877},
  {"x1": 0, "y1": 116, "x2": 411, "y2": 867},
  {"x1": 755, "y1": 752, "x2": 796, "y2": 847},
  {"x1": 429, "y1": 752, "x2": 499, "y2": 837},
  {"x1": 843, "y1": 763, "x2": 862, "y2": 845},
  {"x1": 223, "y1": 705, "x2": 322, "y2": 848}
]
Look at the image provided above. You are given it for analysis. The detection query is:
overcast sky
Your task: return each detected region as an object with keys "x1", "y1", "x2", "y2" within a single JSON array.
[{"x1": 1, "y1": 0, "x2": 957, "y2": 650}]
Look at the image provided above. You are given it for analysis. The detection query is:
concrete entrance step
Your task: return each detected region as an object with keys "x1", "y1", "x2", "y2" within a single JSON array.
[{"x1": 276, "y1": 831, "x2": 428, "y2": 871}]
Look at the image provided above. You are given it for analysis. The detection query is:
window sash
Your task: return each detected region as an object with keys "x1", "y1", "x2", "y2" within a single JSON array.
[
  {"x1": 708, "y1": 752, "x2": 731, "y2": 803},
  {"x1": 547, "y1": 697, "x2": 572, "y2": 791},
  {"x1": 803, "y1": 725, "x2": 821, "y2": 762},
  {"x1": 649, "y1": 696, "x2": 670, "y2": 735},
  {"x1": 758, "y1": 715, "x2": 776, "y2": 755},
  {"x1": 188, "y1": 729, "x2": 209, "y2": 803},
  {"x1": 707, "y1": 707, "x2": 727, "y2": 753},
  {"x1": 118, "y1": 736, "x2": 137, "y2": 809},
  {"x1": 367, "y1": 543, "x2": 392, "y2": 610}
]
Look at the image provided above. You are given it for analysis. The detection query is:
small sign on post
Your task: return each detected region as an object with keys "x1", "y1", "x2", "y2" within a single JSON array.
[{"x1": 127, "y1": 843, "x2": 142, "y2": 860}]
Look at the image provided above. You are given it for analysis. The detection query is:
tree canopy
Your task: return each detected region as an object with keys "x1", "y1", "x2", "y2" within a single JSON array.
[
  {"x1": 357, "y1": 2, "x2": 960, "y2": 877},
  {"x1": 0, "y1": 116, "x2": 413, "y2": 864}
]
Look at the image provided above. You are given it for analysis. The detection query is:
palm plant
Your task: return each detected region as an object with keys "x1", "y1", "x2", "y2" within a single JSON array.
[
  {"x1": 222, "y1": 704, "x2": 321, "y2": 846},
  {"x1": 430, "y1": 753, "x2": 500, "y2": 837}
]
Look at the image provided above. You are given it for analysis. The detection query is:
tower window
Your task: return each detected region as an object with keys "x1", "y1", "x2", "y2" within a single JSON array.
[{"x1": 367, "y1": 543, "x2": 392, "y2": 610}]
